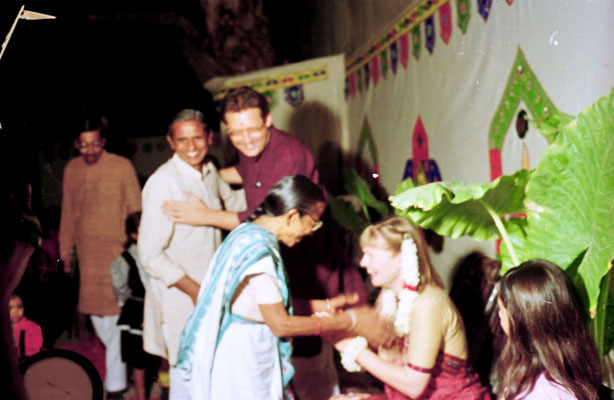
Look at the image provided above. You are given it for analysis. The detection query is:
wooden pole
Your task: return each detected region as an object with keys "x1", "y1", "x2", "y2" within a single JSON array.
[{"x1": 0, "y1": 5, "x2": 25, "y2": 62}]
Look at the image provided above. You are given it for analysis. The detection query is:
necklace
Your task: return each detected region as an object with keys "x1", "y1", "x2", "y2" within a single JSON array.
[{"x1": 378, "y1": 237, "x2": 420, "y2": 337}]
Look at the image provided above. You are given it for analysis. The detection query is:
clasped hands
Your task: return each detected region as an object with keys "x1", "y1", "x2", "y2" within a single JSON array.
[{"x1": 320, "y1": 293, "x2": 397, "y2": 352}]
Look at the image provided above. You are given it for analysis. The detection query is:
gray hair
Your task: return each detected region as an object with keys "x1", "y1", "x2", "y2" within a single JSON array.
[{"x1": 167, "y1": 109, "x2": 206, "y2": 136}]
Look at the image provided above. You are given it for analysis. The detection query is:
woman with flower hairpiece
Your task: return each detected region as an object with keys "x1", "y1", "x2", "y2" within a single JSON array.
[{"x1": 330, "y1": 217, "x2": 491, "y2": 400}]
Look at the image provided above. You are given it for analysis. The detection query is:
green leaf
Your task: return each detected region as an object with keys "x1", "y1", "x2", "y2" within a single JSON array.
[
  {"x1": 499, "y1": 218, "x2": 529, "y2": 273},
  {"x1": 343, "y1": 168, "x2": 390, "y2": 220},
  {"x1": 531, "y1": 110, "x2": 575, "y2": 143},
  {"x1": 390, "y1": 169, "x2": 531, "y2": 242},
  {"x1": 327, "y1": 192, "x2": 368, "y2": 237},
  {"x1": 524, "y1": 87, "x2": 614, "y2": 316}
]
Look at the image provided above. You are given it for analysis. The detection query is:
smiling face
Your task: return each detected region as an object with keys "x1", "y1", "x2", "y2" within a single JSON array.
[
  {"x1": 9, "y1": 296, "x2": 24, "y2": 325},
  {"x1": 278, "y1": 201, "x2": 326, "y2": 248},
  {"x1": 224, "y1": 107, "x2": 272, "y2": 158},
  {"x1": 75, "y1": 130, "x2": 106, "y2": 165},
  {"x1": 167, "y1": 120, "x2": 211, "y2": 171},
  {"x1": 359, "y1": 237, "x2": 403, "y2": 289}
]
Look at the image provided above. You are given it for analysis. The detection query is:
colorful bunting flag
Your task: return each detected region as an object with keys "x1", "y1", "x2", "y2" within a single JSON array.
[
  {"x1": 412, "y1": 25, "x2": 421, "y2": 60},
  {"x1": 357, "y1": 69, "x2": 363, "y2": 92},
  {"x1": 380, "y1": 49, "x2": 388, "y2": 79},
  {"x1": 425, "y1": 16, "x2": 435, "y2": 54},
  {"x1": 456, "y1": 0, "x2": 470, "y2": 34},
  {"x1": 399, "y1": 33, "x2": 409, "y2": 69},
  {"x1": 506, "y1": 0, "x2": 514, "y2": 4},
  {"x1": 478, "y1": 0, "x2": 493, "y2": 22},
  {"x1": 370, "y1": 55, "x2": 380, "y2": 86},
  {"x1": 439, "y1": 2, "x2": 452, "y2": 44},
  {"x1": 390, "y1": 42, "x2": 399, "y2": 74},
  {"x1": 349, "y1": 73, "x2": 357, "y2": 98}
]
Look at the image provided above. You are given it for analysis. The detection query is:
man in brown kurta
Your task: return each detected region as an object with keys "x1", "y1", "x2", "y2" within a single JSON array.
[{"x1": 59, "y1": 118, "x2": 141, "y2": 395}]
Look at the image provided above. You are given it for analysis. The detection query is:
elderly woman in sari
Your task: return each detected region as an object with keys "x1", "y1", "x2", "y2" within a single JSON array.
[{"x1": 175, "y1": 175, "x2": 384, "y2": 399}]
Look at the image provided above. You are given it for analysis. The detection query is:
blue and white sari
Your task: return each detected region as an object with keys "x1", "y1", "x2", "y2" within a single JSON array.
[{"x1": 176, "y1": 223, "x2": 294, "y2": 400}]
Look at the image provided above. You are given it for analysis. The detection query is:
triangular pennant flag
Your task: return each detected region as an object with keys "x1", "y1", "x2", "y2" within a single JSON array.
[
  {"x1": 425, "y1": 16, "x2": 435, "y2": 54},
  {"x1": 20, "y1": 10, "x2": 56, "y2": 20},
  {"x1": 456, "y1": 0, "x2": 471, "y2": 34},
  {"x1": 439, "y1": 2, "x2": 452, "y2": 44}
]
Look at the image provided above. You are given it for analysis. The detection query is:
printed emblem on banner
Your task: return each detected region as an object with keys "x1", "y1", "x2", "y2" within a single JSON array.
[
  {"x1": 456, "y1": 0, "x2": 471, "y2": 33},
  {"x1": 478, "y1": 0, "x2": 492, "y2": 21},
  {"x1": 439, "y1": 2, "x2": 452, "y2": 44},
  {"x1": 425, "y1": 16, "x2": 435, "y2": 54}
]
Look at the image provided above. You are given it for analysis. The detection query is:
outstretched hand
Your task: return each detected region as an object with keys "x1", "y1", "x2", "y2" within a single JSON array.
[{"x1": 162, "y1": 191, "x2": 209, "y2": 226}]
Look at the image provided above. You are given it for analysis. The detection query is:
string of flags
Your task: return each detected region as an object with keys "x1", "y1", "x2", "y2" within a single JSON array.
[{"x1": 344, "y1": 0, "x2": 514, "y2": 100}]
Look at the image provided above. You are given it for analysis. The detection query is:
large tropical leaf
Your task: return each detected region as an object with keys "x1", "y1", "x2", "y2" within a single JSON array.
[
  {"x1": 524, "y1": 87, "x2": 614, "y2": 316},
  {"x1": 343, "y1": 168, "x2": 390, "y2": 221},
  {"x1": 327, "y1": 191, "x2": 368, "y2": 237},
  {"x1": 391, "y1": 169, "x2": 531, "y2": 242}
]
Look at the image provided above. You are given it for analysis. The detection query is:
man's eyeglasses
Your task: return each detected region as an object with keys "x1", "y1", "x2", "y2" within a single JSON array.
[
  {"x1": 227, "y1": 125, "x2": 266, "y2": 140},
  {"x1": 77, "y1": 141, "x2": 104, "y2": 150}
]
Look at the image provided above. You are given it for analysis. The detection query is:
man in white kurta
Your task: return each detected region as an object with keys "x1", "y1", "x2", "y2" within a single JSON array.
[{"x1": 138, "y1": 110, "x2": 245, "y2": 397}]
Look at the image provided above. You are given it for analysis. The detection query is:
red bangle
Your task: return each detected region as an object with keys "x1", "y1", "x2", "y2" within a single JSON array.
[{"x1": 314, "y1": 315, "x2": 322, "y2": 335}]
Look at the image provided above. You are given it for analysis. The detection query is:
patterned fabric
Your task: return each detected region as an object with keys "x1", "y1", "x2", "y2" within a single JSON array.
[
  {"x1": 59, "y1": 151, "x2": 141, "y2": 315},
  {"x1": 177, "y1": 223, "x2": 294, "y2": 399}
]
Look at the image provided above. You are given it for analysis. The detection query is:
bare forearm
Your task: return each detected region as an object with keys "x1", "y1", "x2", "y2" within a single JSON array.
[
  {"x1": 220, "y1": 166, "x2": 243, "y2": 185},
  {"x1": 200, "y1": 209, "x2": 240, "y2": 230},
  {"x1": 260, "y1": 302, "x2": 353, "y2": 338},
  {"x1": 172, "y1": 275, "x2": 200, "y2": 304},
  {"x1": 354, "y1": 349, "x2": 430, "y2": 398}
]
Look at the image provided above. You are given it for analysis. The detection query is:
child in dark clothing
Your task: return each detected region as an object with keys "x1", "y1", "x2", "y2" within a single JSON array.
[{"x1": 111, "y1": 212, "x2": 156, "y2": 400}]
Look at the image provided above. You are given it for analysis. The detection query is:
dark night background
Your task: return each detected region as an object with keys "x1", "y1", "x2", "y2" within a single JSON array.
[{"x1": 0, "y1": 0, "x2": 316, "y2": 205}]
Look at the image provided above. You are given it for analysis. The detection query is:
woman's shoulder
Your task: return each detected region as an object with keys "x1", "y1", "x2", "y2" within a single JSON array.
[
  {"x1": 415, "y1": 285, "x2": 452, "y2": 308},
  {"x1": 521, "y1": 373, "x2": 577, "y2": 399}
]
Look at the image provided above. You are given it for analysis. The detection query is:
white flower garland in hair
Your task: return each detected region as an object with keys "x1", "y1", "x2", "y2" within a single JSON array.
[{"x1": 379, "y1": 235, "x2": 420, "y2": 337}]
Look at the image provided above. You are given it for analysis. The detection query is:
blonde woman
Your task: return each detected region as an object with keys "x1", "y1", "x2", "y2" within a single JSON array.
[{"x1": 331, "y1": 217, "x2": 490, "y2": 400}]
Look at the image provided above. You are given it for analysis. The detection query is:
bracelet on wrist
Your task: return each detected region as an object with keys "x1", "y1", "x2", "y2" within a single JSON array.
[
  {"x1": 346, "y1": 309, "x2": 357, "y2": 331},
  {"x1": 340, "y1": 336, "x2": 368, "y2": 372},
  {"x1": 314, "y1": 314, "x2": 322, "y2": 335}
]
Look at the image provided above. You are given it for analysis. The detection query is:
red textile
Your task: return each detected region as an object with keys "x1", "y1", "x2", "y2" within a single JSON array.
[
  {"x1": 374, "y1": 353, "x2": 491, "y2": 400},
  {"x1": 12, "y1": 317, "x2": 43, "y2": 358}
]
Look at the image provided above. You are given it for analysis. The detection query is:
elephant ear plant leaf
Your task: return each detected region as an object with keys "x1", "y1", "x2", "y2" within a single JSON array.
[
  {"x1": 523, "y1": 88, "x2": 614, "y2": 352},
  {"x1": 391, "y1": 169, "x2": 531, "y2": 266},
  {"x1": 343, "y1": 168, "x2": 390, "y2": 222}
]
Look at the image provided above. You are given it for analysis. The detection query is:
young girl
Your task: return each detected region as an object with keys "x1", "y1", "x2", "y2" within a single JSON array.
[
  {"x1": 10, "y1": 293, "x2": 43, "y2": 361},
  {"x1": 494, "y1": 259, "x2": 601, "y2": 400},
  {"x1": 111, "y1": 211, "x2": 156, "y2": 400},
  {"x1": 331, "y1": 216, "x2": 490, "y2": 399}
]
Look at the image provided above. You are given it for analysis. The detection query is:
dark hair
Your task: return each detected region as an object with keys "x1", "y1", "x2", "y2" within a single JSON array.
[
  {"x1": 221, "y1": 86, "x2": 269, "y2": 123},
  {"x1": 167, "y1": 109, "x2": 208, "y2": 137},
  {"x1": 74, "y1": 113, "x2": 106, "y2": 140},
  {"x1": 125, "y1": 211, "x2": 141, "y2": 246},
  {"x1": 248, "y1": 175, "x2": 325, "y2": 222},
  {"x1": 494, "y1": 259, "x2": 601, "y2": 400}
]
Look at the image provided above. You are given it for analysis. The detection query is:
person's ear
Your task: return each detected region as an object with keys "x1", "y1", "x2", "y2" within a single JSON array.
[
  {"x1": 264, "y1": 113, "x2": 273, "y2": 129},
  {"x1": 207, "y1": 129, "x2": 213, "y2": 146},
  {"x1": 100, "y1": 137, "x2": 106, "y2": 148},
  {"x1": 74, "y1": 139, "x2": 80, "y2": 149},
  {"x1": 285, "y1": 209, "x2": 299, "y2": 226},
  {"x1": 166, "y1": 134, "x2": 175, "y2": 150}
]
